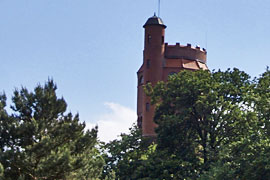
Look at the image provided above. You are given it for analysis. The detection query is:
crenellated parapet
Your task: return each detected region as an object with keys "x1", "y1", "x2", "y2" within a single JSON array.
[{"x1": 165, "y1": 43, "x2": 207, "y2": 63}]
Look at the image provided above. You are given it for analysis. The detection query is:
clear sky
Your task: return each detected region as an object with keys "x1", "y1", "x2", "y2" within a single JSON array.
[{"x1": 1, "y1": 0, "x2": 269, "y2": 142}]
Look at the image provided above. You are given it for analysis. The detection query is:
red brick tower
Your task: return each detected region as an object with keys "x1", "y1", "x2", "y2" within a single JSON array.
[{"x1": 137, "y1": 15, "x2": 208, "y2": 136}]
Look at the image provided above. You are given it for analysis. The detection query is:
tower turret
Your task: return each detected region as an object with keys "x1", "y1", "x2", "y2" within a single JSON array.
[
  {"x1": 137, "y1": 15, "x2": 208, "y2": 137},
  {"x1": 137, "y1": 14, "x2": 167, "y2": 136},
  {"x1": 143, "y1": 14, "x2": 166, "y2": 83}
]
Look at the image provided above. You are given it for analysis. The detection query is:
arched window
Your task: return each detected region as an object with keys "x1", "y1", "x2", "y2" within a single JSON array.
[
  {"x1": 138, "y1": 76, "x2": 144, "y2": 85},
  {"x1": 146, "y1": 103, "x2": 150, "y2": 112}
]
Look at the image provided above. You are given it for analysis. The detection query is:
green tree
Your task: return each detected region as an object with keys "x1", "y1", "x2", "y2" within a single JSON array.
[
  {"x1": 100, "y1": 68, "x2": 270, "y2": 179},
  {"x1": 255, "y1": 67, "x2": 270, "y2": 133},
  {"x1": 0, "y1": 80, "x2": 103, "y2": 180},
  {"x1": 145, "y1": 68, "x2": 254, "y2": 178},
  {"x1": 0, "y1": 163, "x2": 3, "y2": 179},
  {"x1": 102, "y1": 125, "x2": 150, "y2": 180},
  {"x1": 200, "y1": 68, "x2": 270, "y2": 179}
]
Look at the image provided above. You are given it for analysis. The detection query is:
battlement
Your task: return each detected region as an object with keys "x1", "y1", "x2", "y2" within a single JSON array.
[
  {"x1": 164, "y1": 43, "x2": 207, "y2": 63},
  {"x1": 165, "y1": 42, "x2": 207, "y2": 52}
]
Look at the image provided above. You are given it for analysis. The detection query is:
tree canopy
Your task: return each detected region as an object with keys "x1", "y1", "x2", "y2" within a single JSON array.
[
  {"x1": 1, "y1": 68, "x2": 270, "y2": 179},
  {"x1": 145, "y1": 68, "x2": 270, "y2": 179},
  {"x1": 103, "y1": 68, "x2": 270, "y2": 180},
  {"x1": 0, "y1": 80, "x2": 103, "y2": 180}
]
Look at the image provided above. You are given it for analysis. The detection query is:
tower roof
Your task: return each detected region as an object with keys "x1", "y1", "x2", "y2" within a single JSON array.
[{"x1": 143, "y1": 14, "x2": 167, "y2": 28}]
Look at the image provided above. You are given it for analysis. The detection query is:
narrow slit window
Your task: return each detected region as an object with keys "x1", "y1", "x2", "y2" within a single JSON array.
[
  {"x1": 161, "y1": 36, "x2": 164, "y2": 44},
  {"x1": 148, "y1": 35, "x2": 152, "y2": 44},
  {"x1": 139, "y1": 76, "x2": 144, "y2": 85},
  {"x1": 147, "y1": 59, "x2": 150, "y2": 68},
  {"x1": 137, "y1": 116, "x2": 142, "y2": 129}
]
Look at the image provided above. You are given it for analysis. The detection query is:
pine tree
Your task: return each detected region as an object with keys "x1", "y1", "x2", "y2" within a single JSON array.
[{"x1": 0, "y1": 80, "x2": 103, "y2": 180}]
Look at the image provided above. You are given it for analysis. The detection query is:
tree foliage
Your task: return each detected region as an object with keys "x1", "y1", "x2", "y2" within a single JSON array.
[
  {"x1": 0, "y1": 80, "x2": 103, "y2": 180},
  {"x1": 144, "y1": 69, "x2": 253, "y2": 176},
  {"x1": 0, "y1": 163, "x2": 3, "y2": 179},
  {"x1": 200, "y1": 68, "x2": 270, "y2": 179},
  {"x1": 2, "y1": 68, "x2": 270, "y2": 179},
  {"x1": 104, "y1": 68, "x2": 270, "y2": 180},
  {"x1": 102, "y1": 125, "x2": 150, "y2": 180}
]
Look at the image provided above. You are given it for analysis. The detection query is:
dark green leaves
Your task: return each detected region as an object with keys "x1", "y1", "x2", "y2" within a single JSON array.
[{"x1": 0, "y1": 80, "x2": 102, "y2": 180}]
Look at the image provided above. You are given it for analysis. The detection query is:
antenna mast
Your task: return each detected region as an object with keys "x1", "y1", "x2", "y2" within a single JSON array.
[{"x1": 158, "y1": 0, "x2": 161, "y2": 17}]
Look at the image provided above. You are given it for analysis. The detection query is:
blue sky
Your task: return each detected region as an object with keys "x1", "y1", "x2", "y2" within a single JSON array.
[{"x1": 1, "y1": 0, "x2": 269, "y2": 141}]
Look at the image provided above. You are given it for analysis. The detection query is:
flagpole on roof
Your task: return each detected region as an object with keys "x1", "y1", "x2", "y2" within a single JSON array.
[{"x1": 158, "y1": 0, "x2": 161, "y2": 17}]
